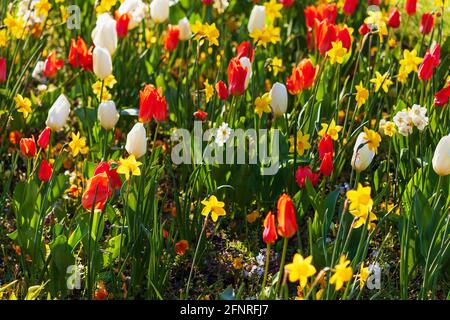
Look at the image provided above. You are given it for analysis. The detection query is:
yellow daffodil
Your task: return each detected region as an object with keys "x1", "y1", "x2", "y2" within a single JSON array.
[
  {"x1": 270, "y1": 57, "x2": 283, "y2": 76},
  {"x1": 285, "y1": 254, "x2": 317, "y2": 289},
  {"x1": 191, "y1": 21, "x2": 220, "y2": 47},
  {"x1": 204, "y1": 79, "x2": 214, "y2": 103},
  {"x1": 346, "y1": 183, "x2": 377, "y2": 229},
  {"x1": 327, "y1": 41, "x2": 348, "y2": 65},
  {"x1": 201, "y1": 195, "x2": 226, "y2": 222},
  {"x1": 103, "y1": 75, "x2": 117, "y2": 89},
  {"x1": 318, "y1": 119, "x2": 343, "y2": 141},
  {"x1": 4, "y1": 13, "x2": 25, "y2": 39},
  {"x1": 370, "y1": 71, "x2": 393, "y2": 93},
  {"x1": 14, "y1": 94, "x2": 32, "y2": 118},
  {"x1": 355, "y1": 81, "x2": 369, "y2": 107},
  {"x1": 364, "y1": 11, "x2": 388, "y2": 40},
  {"x1": 250, "y1": 25, "x2": 280, "y2": 48},
  {"x1": 288, "y1": 131, "x2": 311, "y2": 156},
  {"x1": 399, "y1": 49, "x2": 423, "y2": 75},
  {"x1": 92, "y1": 81, "x2": 111, "y2": 102},
  {"x1": 117, "y1": 154, "x2": 142, "y2": 181},
  {"x1": 96, "y1": 0, "x2": 117, "y2": 14},
  {"x1": 363, "y1": 127, "x2": 381, "y2": 153},
  {"x1": 264, "y1": 0, "x2": 283, "y2": 22},
  {"x1": 68, "y1": 132, "x2": 89, "y2": 157},
  {"x1": 381, "y1": 121, "x2": 396, "y2": 137},
  {"x1": 397, "y1": 66, "x2": 409, "y2": 84},
  {"x1": 254, "y1": 93, "x2": 272, "y2": 118},
  {"x1": 34, "y1": 0, "x2": 52, "y2": 17},
  {"x1": 359, "y1": 264, "x2": 370, "y2": 290},
  {"x1": 330, "y1": 255, "x2": 353, "y2": 291},
  {"x1": 0, "y1": 29, "x2": 8, "y2": 47}
]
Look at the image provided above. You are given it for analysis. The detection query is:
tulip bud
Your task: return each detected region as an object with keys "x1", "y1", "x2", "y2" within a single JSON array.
[
  {"x1": 387, "y1": 8, "x2": 401, "y2": 29},
  {"x1": 178, "y1": 17, "x2": 192, "y2": 41},
  {"x1": 351, "y1": 132, "x2": 375, "y2": 172},
  {"x1": 125, "y1": 122, "x2": 147, "y2": 158},
  {"x1": 215, "y1": 80, "x2": 229, "y2": 100},
  {"x1": 248, "y1": 5, "x2": 266, "y2": 33},
  {"x1": 0, "y1": 57, "x2": 6, "y2": 83},
  {"x1": 270, "y1": 82, "x2": 288, "y2": 117},
  {"x1": 93, "y1": 46, "x2": 113, "y2": 80},
  {"x1": 276, "y1": 194, "x2": 298, "y2": 238},
  {"x1": 37, "y1": 127, "x2": 51, "y2": 149},
  {"x1": 432, "y1": 134, "x2": 450, "y2": 176},
  {"x1": 98, "y1": 100, "x2": 120, "y2": 130},
  {"x1": 92, "y1": 14, "x2": 118, "y2": 55},
  {"x1": 405, "y1": 0, "x2": 417, "y2": 16},
  {"x1": 150, "y1": 0, "x2": 169, "y2": 24},
  {"x1": 46, "y1": 94, "x2": 71, "y2": 132},
  {"x1": 38, "y1": 159, "x2": 53, "y2": 182},
  {"x1": 420, "y1": 13, "x2": 435, "y2": 35},
  {"x1": 263, "y1": 211, "x2": 277, "y2": 245},
  {"x1": 20, "y1": 137, "x2": 37, "y2": 158}
]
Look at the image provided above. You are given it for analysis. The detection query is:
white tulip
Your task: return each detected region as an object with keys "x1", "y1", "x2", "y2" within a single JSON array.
[
  {"x1": 93, "y1": 46, "x2": 113, "y2": 80},
  {"x1": 98, "y1": 100, "x2": 119, "y2": 130},
  {"x1": 126, "y1": 122, "x2": 147, "y2": 158},
  {"x1": 92, "y1": 13, "x2": 118, "y2": 55},
  {"x1": 178, "y1": 17, "x2": 192, "y2": 41},
  {"x1": 270, "y1": 82, "x2": 288, "y2": 117},
  {"x1": 150, "y1": 0, "x2": 169, "y2": 24},
  {"x1": 351, "y1": 132, "x2": 375, "y2": 172},
  {"x1": 432, "y1": 134, "x2": 450, "y2": 176},
  {"x1": 248, "y1": 5, "x2": 265, "y2": 33},
  {"x1": 239, "y1": 57, "x2": 252, "y2": 89},
  {"x1": 46, "y1": 94, "x2": 71, "y2": 132},
  {"x1": 118, "y1": 0, "x2": 149, "y2": 29}
]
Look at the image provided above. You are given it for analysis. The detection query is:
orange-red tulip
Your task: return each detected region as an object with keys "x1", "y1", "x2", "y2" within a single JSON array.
[
  {"x1": 174, "y1": 240, "x2": 189, "y2": 255},
  {"x1": 9, "y1": 131, "x2": 22, "y2": 145},
  {"x1": 342, "y1": 0, "x2": 358, "y2": 16},
  {"x1": 387, "y1": 8, "x2": 401, "y2": 29},
  {"x1": 81, "y1": 172, "x2": 112, "y2": 211},
  {"x1": 286, "y1": 58, "x2": 317, "y2": 95},
  {"x1": 434, "y1": 80, "x2": 450, "y2": 107},
  {"x1": 164, "y1": 25, "x2": 180, "y2": 51},
  {"x1": 139, "y1": 84, "x2": 168, "y2": 123},
  {"x1": 227, "y1": 57, "x2": 247, "y2": 96},
  {"x1": 20, "y1": 137, "x2": 36, "y2": 158},
  {"x1": 43, "y1": 51, "x2": 64, "y2": 78},
  {"x1": 215, "y1": 80, "x2": 229, "y2": 100},
  {"x1": 94, "y1": 161, "x2": 122, "y2": 190},
  {"x1": 318, "y1": 134, "x2": 334, "y2": 160},
  {"x1": 420, "y1": 13, "x2": 435, "y2": 35},
  {"x1": 194, "y1": 109, "x2": 208, "y2": 121},
  {"x1": 276, "y1": 194, "x2": 298, "y2": 238},
  {"x1": 319, "y1": 152, "x2": 333, "y2": 177},
  {"x1": 405, "y1": 0, "x2": 417, "y2": 16},
  {"x1": 115, "y1": 12, "x2": 131, "y2": 38}
]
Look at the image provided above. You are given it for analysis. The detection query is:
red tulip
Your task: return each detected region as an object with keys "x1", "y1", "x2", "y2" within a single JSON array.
[
  {"x1": 82, "y1": 46, "x2": 94, "y2": 72},
  {"x1": 295, "y1": 166, "x2": 319, "y2": 188},
  {"x1": 304, "y1": 6, "x2": 318, "y2": 29},
  {"x1": 37, "y1": 127, "x2": 51, "y2": 149},
  {"x1": 304, "y1": 3, "x2": 337, "y2": 29},
  {"x1": 227, "y1": 57, "x2": 247, "y2": 96},
  {"x1": 319, "y1": 152, "x2": 333, "y2": 177},
  {"x1": 405, "y1": 0, "x2": 417, "y2": 16},
  {"x1": 0, "y1": 57, "x2": 6, "y2": 83},
  {"x1": 236, "y1": 41, "x2": 254, "y2": 62},
  {"x1": 313, "y1": 20, "x2": 337, "y2": 56},
  {"x1": 279, "y1": 0, "x2": 294, "y2": 8},
  {"x1": 38, "y1": 159, "x2": 53, "y2": 182},
  {"x1": 276, "y1": 194, "x2": 298, "y2": 238},
  {"x1": 431, "y1": 43, "x2": 441, "y2": 67},
  {"x1": 419, "y1": 44, "x2": 440, "y2": 81},
  {"x1": 215, "y1": 80, "x2": 229, "y2": 100},
  {"x1": 194, "y1": 109, "x2": 208, "y2": 121},
  {"x1": 337, "y1": 26, "x2": 352, "y2": 50},
  {"x1": 82, "y1": 172, "x2": 112, "y2": 211},
  {"x1": 174, "y1": 240, "x2": 189, "y2": 255},
  {"x1": 286, "y1": 58, "x2": 317, "y2": 95},
  {"x1": 263, "y1": 211, "x2": 278, "y2": 245},
  {"x1": 43, "y1": 51, "x2": 64, "y2": 78},
  {"x1": 202, "y1": 0, "x2": 213, "y2": 5},
  {"x1": 434, "y1": 81, "x2": 450, "y2": 107},
  {"x1": 387, "y1": 8, "x2": 401, "y2": 29},
  {"x1": 320, "y1": 3, "x2": 337, "y2": 24},
  {"x1": 343, "y1": 0, "x2": 358, "y2": 16},
  {"x1": 69, "y1": 37, "x2": 89, "y2": 69},
  {"x1": 94, "y1": 161, "x2": 122, "y2": 190},
  {"x1": 420, "y1": 13, "x2": 435, "y2": 35},
  {"x1": 20, "y1": 137, "x2": 36, "y2": 158},
  {"x1": 358, "y1": 23, "x2": 370, "y2": 35},
  {"x1": 115, "y1": 12, "x2": 131, "y2": 38},
  {"x1": 318, "y1": 134, "x2": 334, "y2": 160},
  {"x1": 164, "y1": 25, "x2": 180, "y2": 51},
  {"x1": 139, "y1": 84, "x2": 167, "y2": 123}
]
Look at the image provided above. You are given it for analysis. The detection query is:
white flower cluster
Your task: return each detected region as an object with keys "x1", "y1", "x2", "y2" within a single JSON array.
[
  {"x1": 393, "y1": 104, "x2": 429, "y2": 136},
  {"x1": 215, "y1": 122, "x2": 232, "y2": 147}
]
